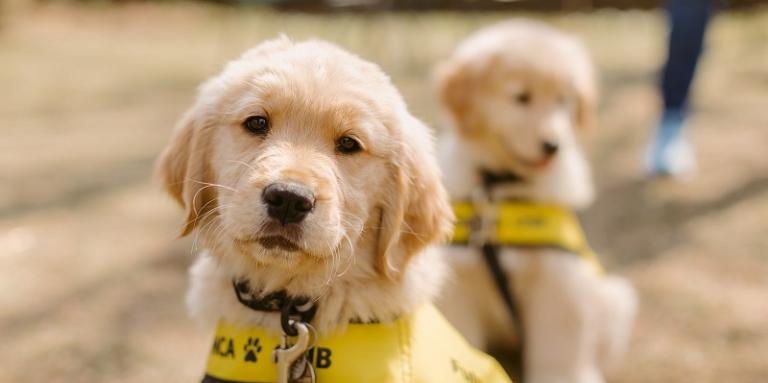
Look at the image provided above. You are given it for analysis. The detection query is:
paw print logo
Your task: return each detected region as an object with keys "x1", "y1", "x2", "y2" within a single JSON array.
[{"x1": 243, "y1": 337, "x2": 263, "y2": 363}]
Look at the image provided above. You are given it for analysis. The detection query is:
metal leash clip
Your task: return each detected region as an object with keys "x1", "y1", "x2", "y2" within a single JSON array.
[
  {"x1": 273, "y1": 319, "x2": 315, "y2": 383},
  {"x1": 273, "y1": 299, "x2": 317, "y2": 383}
]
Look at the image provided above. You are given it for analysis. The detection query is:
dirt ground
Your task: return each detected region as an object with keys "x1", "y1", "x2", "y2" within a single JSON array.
[{"x1": 1, "y1": 2, "x2": 766, "y2": 382}]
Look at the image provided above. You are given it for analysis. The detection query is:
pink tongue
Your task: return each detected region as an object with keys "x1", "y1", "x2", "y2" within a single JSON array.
[{"x1": 531, "y1": 157, "x2": 552, "y2": 169}]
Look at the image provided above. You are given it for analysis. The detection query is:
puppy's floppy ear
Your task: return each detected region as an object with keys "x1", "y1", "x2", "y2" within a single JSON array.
[
  {"x1": 155, "y1": 105, "x2": 218, "y2": 237},
  {"x1": 376, "y1": 116, "x2": 454, "y2": 280},
  {"x1": 434, "y1": 59, "x2": 477, "y2": 135},
  {"x1": 573, "y1": 56, "x2": 598, "y2": 131}
]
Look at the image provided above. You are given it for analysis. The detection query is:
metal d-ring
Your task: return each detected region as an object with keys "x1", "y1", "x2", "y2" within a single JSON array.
[{"x1": 280, "y1": 298, "x2": 317, "y2": 336}]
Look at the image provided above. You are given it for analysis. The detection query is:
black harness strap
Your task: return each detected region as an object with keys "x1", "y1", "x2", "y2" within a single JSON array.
[
  {"x1": 481, "y1": 244, "x2": 522, "y2": 325},
  {"x1": 476, "y1": 169, "x2": 527, "y2": 381},
  {"x1": 476, "y1": 169, "x2": 526, "y2": 326},
  {"x1": 201, "y1": 375, "x2": 267, "y2": 383},
  {"x1": 481, "y1": 243, "x2": 525, "y2": 381}
]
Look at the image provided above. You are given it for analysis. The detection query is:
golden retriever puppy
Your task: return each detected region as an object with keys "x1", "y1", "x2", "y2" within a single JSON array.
[
  {"x1": 434, "y1": 21, "x2": 637, "y2": 383},
  {"x1": 157, "y1": 37, "x2": 511, "y2": 382}
]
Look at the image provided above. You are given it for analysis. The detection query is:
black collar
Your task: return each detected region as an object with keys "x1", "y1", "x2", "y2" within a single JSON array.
[
  {"x1": 232, "y1": 280, "x2": 382, "y2": 330},
  {"x1": 232, "y1": 280, "x2": 317, "y2": 335},
  {"x1": 480, "y1": 169, "x2": 526, "y2": 189}
]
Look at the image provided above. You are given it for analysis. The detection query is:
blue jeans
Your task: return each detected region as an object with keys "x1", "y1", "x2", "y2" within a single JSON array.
[
  {"x1": 648, "y1": 0, "x2": 715, "y2": 173},
  {"x1": 661, "y1": 0, "x2": 716, "y2": 112}
]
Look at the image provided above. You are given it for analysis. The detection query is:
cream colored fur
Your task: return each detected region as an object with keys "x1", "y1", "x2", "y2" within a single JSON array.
[
  {"x1": 157, "y1": 37, "x2": 453, "y2": 336},
  {"x1": 435, "y1": 20, "x2": 637, "y2": 383}
]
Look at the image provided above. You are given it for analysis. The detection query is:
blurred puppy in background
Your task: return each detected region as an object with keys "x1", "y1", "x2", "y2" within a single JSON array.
[{"x1": 434, "y1": 20, "x2": 637, "y2": 383}]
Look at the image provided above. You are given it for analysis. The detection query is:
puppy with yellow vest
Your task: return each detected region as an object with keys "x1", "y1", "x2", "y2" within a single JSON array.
[
  {"x1": 156, "y1": 37, "x2": 512, "y2": 383},
  {"x1": 434, "y1": 20, "x2": 638, "y2": 383}
]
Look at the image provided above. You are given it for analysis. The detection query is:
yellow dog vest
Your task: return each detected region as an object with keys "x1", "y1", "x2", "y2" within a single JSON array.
[
  {"x1": 203, "y1": 304, "x2": 512, "y2": 383},
  {"x1": 452, "y1": 201, "x2": 603, "y2": 274}
]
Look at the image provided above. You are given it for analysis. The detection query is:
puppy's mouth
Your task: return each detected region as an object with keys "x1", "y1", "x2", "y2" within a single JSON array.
[
  {"x1": 235, "y1": 235, "x2": 302, "y2": 253},
  {"x1": 487, "y1": 134, "x2": 554, "y2": 174},
  {"x1": 501, "y1": 148, "x2": 553, "y2": 174},
  {"x1": 526, "y1": 156, "x2": 554, "y2": 170},
  {"x1": 257, "y1": 236, "x2": 301, "y2": 252},
  {"x1": 235, "y1": 220, "x2": 306, "y2": 253}
]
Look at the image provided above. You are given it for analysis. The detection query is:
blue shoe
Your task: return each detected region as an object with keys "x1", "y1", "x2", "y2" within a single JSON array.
[{"x1": 645, "y1": 109, "x2": 697, "y2": 178}]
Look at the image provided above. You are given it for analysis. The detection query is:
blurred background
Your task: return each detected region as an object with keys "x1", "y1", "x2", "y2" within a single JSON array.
[{"x1": 1, "y1": 0, "x2": 767, "y2": 382}]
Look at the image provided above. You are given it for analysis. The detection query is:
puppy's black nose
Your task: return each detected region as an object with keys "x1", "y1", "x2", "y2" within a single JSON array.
[
  {"x1": 542, "y1": 141, "x2": 559, "y2": 157},
  {"x1": 262, "y1": 183, "x2": 315, "y2": 225}
]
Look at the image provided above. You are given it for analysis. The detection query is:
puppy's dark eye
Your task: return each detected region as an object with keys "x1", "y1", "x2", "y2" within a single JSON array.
[
  {"x1": 336, "y1": 136, "x2": 362, "y2": 154},
  {"x1": 243, "y1": 116, "x2": 270, "y2": 136},
  {"x1": 515, "y1": 91, "x2": 532, "y2": 105}
]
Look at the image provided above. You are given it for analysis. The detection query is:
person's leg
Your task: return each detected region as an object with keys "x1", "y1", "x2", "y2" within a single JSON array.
[{"x1": 647, "y1": 0, "x2": 715, "y2": 176}]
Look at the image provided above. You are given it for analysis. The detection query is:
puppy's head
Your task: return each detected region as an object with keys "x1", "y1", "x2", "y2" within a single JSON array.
[
  {"x1": 436, "y1": 20, "x2": 596, "y2": 176},
  {"x1": 157, "y1": 38, "x2": 452, "y2": 284}
]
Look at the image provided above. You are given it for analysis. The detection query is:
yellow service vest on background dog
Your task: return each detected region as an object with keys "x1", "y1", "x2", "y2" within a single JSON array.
[
  {"x1": 204, "y1": 305, "x2": 512, "y2": 383},
  {"x1": 452, "y1": 201, "x2": 603, "y2": 274}
]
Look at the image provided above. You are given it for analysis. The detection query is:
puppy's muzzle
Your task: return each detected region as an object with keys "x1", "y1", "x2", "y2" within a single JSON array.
[{"x1": 262, "y1": 183, "x2": 315, "y2": 225}]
